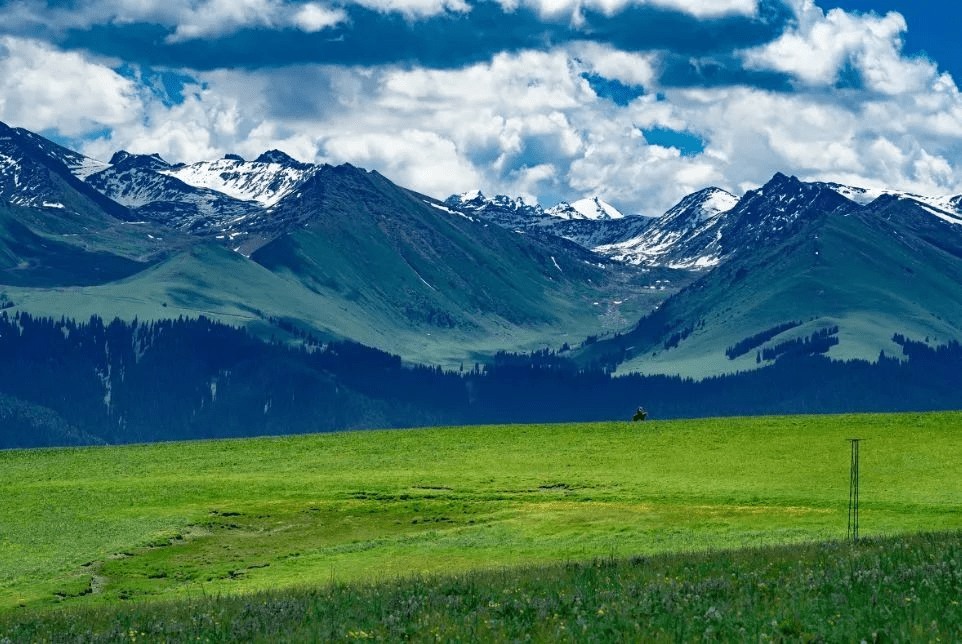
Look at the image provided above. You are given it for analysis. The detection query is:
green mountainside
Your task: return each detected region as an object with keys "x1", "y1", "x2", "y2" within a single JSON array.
[
  {"x1": 5, "y1": 123, "x2": 962, "y2": 379},
  {"x1": 575, "y1": 175, "x2": 962, "y2": 376},
  {"x1": 0, "y1": 125, "x2": 662, "y2": 366}
]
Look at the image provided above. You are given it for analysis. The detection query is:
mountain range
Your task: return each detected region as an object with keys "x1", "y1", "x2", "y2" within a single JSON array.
[
  {"x1": 3, "y1": 119, "x2": 962, "y2": 379},
  {"x1": 0, "y1": 121, "x2": 661, "y2": 367}
]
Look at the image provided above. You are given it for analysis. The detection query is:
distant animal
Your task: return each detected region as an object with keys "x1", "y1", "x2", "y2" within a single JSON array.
[{"x1": 632, "y1": 407, "x2": 648, "y2": 422}]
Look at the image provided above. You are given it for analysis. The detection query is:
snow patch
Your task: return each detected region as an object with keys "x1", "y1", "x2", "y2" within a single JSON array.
[
  {"x1": 917, "y1": 202, "x2": 962, "y2": 225},
  {"x1": 426, "y1": 200, "x2": 473, "y2": 220},
  {"x1": 699, "y1": 190, "x2": 739, "y2": 218},
  {"x1": 162, "y1": 158, "x2": 314, "y2": 207},
  {"x1": 69, "y1": 157, "x2": 111, "y2": 180},
  {"x1": 547, "y1": 197, "x2": 624, "y2": 220},
  {"x1": 571, "y1": 197, "x2": 624, "y2": 220}
]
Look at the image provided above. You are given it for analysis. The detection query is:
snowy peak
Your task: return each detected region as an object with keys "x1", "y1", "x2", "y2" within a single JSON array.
[
  {"x1": 444, "y1": 190, "x2": 651, "y2": 249},
  {"x1": 160, "y1": 154, "x2": 316, "y2": 208},
  {"x1": 444, "y1": 191, "x2": 547, "y2": 232},
  {"x1": 594, "y1": 187, "x2": 737, "y2": 271},
  {"x1": 108, "y1": 151, "x2": 170, "y2": 171},
  {"x1": 661, "y1": 187, "x2": 738, "y2": 229},
  {"x1": 573, "y1": 197, "x2": 624, "y2": 220},
  {"x1": 0, "y1": 122, "x2": 109, "y2": 181},
  {"x1": 592, "y1": 173, "x2": 850, "y2": 272},
  {"x1": 732, "y1": 173, "x2": 850, "y2": 232},
  {"x1": 547, "y1": 197, "x2": 624, "y2": 221},
  {"x1": 447, "y1": 190, "x2": 541, "y2": 215},
  {"x1": 447, "y1": 191, "x2": 624, "y2": 222},
  {"x1": 254, "y1": 149, "x2": 311, "y2": 169},
  {"x1": 0, "y1": 121, "x2": 128, "y2": 217},
  {"x1": 820, "y1": 181, "x2": 962, "y2": 221}
]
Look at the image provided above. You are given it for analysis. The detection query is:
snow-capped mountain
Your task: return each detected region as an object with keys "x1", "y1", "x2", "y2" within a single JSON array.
[
  {"x1": 85, "y1": 151, "x2": 265, "y2": 235},
  {"x1": 4, "y1": 125, "x2": 110, "y2": 180},
  {"x1": 445, "y1": 190, "x2": 649, "y2": 249},
  {"x1": 579, "y1": 172, "x2": 962, "y2": 376},
  {"x1": 12, "y1": 117, "x2": 962, "y2": 383},
  {"x1": 596, "y1": 187, "x2": 738, "y2": 270},
  {"x1": 546, "y1": 197, "x2": 624, "y2": 220},
  {"x1": 0, "y1": 121, "x2": 130, "y2": 219},
  {"x1": 444, "y1": 190, "x2": 547, "y2": 230},
  {"x1": 161, "y1": 151, "x2": 315, "y2": 207},
  {"x1": 820, "y1": 182, "x2": 962, "y2": 224}
]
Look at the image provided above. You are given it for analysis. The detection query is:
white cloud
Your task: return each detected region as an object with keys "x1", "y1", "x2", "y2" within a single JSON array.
[
  {"x1": 648, "y1": 0, "x2": 757, "y2": 17},
  {"x1": 0, "y1": 36, "x2": 142, "y2": 137},
  {"x1": 570, "y1": 42, "x2": 658, "y2": 89},
  {"x1": 82, "y1": 42, "x2": 962, "y2": 213},
  {"x1": 7, "y1": 1, "x2": 962, "y2": 217},
  {"x1": 323, "y1": 130, "x2": 483, "y2": 197},
  {"x1": 743, "y1": 2, "x2": 936, "y2": 95},
  {"x1": 506, "y1": 0, "x2": 757, "y2": 20},
  {"x1": 0, "y1": 0, "x2": 758, "y2": 39},
  {"x1": 168, "y1": 0, "x2": 279, "y2": 41},
  {"x1": 166, "y1": 0, "x2": 347, "y2": 42},
  {"x1": 0, "y1": 0, "x2": 346, "y2": 42},
  {"x1": 350, "y1": 0, "x2": 470, "y2": 16},
  {"x1": 293, "y1": 3, "x2": 348, "y2": 31}
]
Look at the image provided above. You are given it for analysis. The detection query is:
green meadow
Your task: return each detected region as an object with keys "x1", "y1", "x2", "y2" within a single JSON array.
[{"x1": 1, "y1": 412, "x2": 961, "y2": 618}]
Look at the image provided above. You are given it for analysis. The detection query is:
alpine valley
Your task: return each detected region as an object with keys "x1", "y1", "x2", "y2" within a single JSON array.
[{"x1": 3, "y1": 120, "x2": 962, "y2": 447}]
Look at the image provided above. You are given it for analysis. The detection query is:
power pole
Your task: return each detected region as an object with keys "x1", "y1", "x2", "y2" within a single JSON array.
[{"x1": 847, "y1": 439, "x2": 861, "y2": 543}]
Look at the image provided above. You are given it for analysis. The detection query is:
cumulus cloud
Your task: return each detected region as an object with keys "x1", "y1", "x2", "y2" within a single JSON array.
[
  {"x1": 69, "y1": 41, "x2": 962, "y2": 213},
  {"x1": 5, "y1": 1, "x2": 962, "y2": 216},
  {"x1": 293, "y1": 3, "x2": 350, "y2": 31},
  {"x1": 0, "y1": 36, "x2": 142, "y2": 136},
  {"x1": 166, "y1": 0, "x2": 343, "y2": 41},
  {"x1": 569, "y1": 42, "x2": 658, "y2": 89},
  {"x1": 323, "y1": 130, "x2": 483, "y2": 197},
  {"x1": 742, "y1": 1, "x2": 936, "y2": 95},
  {"x1": 167, "y1": 0, "x2": 349, "y2": 42},
  {"x1": 0, "y1": 0, "x2": 346, "y2": 42},
  {"x1": 0, "y1": 0, "x2": 759, "y2": 34}
]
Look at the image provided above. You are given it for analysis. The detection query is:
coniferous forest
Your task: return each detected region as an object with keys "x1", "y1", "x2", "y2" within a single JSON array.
[{"x1": 2, "y1": 311, "x2": 962, "y2": 449}]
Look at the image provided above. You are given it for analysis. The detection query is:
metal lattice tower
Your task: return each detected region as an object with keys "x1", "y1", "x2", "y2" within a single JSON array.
[{"x1": 847, "y1": 439, "x2": 861, "y2": 543}]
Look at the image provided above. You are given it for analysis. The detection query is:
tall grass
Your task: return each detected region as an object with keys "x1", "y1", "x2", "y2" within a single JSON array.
[{"x1": 2, "y1": 531, "x2": 960, "y2": 642}]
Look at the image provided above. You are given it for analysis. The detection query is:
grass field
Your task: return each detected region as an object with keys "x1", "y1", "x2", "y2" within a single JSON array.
[
  {"x1": 1, "y1": 412, "x2": 961, "y2": 617},
  {"x1": 4, "y1": 531, "x2": 961, "y2": 642}
]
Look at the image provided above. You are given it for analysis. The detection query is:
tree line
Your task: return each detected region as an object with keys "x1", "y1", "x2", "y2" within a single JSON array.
[{"x1": 2, "y1": 312, "x2": 962, "y2": 448}]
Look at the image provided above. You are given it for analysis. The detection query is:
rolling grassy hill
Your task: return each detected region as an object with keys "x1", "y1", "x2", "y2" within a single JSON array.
[
  {"x1": 2, "y1": 412, "x2": 960, "y2": 614},
  {"x1": 1, "y1": 239, "x2": 658, "y2": 368}
]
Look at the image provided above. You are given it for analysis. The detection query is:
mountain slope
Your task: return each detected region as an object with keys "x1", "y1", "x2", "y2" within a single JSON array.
[
  {"x1": 445, "y1": 191, "x2": 654, "y2": 250},
  {"x1": 0, "y1": 122, "x2": 130, "y2": 220},
  {"x1": 0, "y1": 125, "x2": 661, "y2": 365},
  {"x1": 596, "y1": 187, "x2": 738, "y2": 269},
  {"x1": 248, "y1": 164, "x2": 649, "y2": 362},
  {"x1": 576, "y1": 174, "x2": 962, "y2": 376},
  {"x1": 86, "y1": 151, "x2": 266, "y2": 236},
  {"x1": 0, "y1": 122, "x2": 180, "y2": 286},
  {"x1": 161, "y1": 150, "x2": 315, "y2": 207}
]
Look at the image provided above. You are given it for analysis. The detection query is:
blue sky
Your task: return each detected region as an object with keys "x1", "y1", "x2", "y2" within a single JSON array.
[{"x1": 1, "y1": 0, "x2": 961, "y2": 214}]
